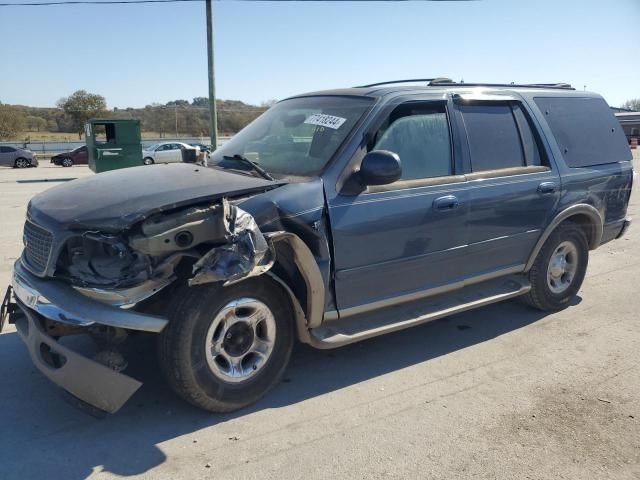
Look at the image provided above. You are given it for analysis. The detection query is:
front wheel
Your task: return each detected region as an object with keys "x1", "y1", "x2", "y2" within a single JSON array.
[
  {"x1": 158, "y1": 277, "x2": 294, "y2": 412},
  {"x1": 62, "y1": 157, "x2": 73, "y2": 167},
  {"x1": 14, "y1": 158, "x2": 29, "y2": 168},
  {"x1": 143, "y1": 157, "x2": 154, "y2": 165},
  {"x1": 522, "y1": 221, "x2": 589, "y2": 311}
]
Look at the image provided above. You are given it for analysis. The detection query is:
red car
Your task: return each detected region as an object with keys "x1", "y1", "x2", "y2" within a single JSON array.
[{"x1": 51, "y1": 145, "x2": 88, "y2": 167}]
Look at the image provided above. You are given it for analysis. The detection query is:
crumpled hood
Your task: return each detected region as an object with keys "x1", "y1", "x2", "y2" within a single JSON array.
[{"x1": 28, "y1": 163, "x2": 281, "y2": 232}]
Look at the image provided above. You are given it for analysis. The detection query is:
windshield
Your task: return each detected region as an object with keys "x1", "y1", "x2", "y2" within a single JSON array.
[
  {"x1": 209, "y1": 96, "x2": 373, "y2": 177},
  {"x1": 144, "y1": 143, "x2": 159, "y2": 151}
]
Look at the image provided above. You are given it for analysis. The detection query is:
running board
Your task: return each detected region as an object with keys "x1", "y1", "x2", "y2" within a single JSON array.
[{"x1": 308, "y1": 275, "x2": 531, "y2": 349}]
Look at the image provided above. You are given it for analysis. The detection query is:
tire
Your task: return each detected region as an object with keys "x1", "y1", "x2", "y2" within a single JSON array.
[
  {"x1": 158, "y1": 277, "x2": 295, "y2": 412},
  {"x1": 143, "y1": 157, "x2": 154, "y2": 165},
  {"x1": 62, "y1": 157, "x2": 73, "y2": 167},
  {"x1": 521, "y1": 221, "x2": 589, "y2": 311},
  {"x1": 14, "y1": 158, "x2": 29, "y2": 168}
]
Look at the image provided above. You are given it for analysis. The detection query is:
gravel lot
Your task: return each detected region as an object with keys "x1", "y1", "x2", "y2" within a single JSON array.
[{"x1": 0, "y1": 155, "x2": 638, "y2": 480}]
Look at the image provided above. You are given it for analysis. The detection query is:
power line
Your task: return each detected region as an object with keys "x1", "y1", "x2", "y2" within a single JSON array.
[
  {"x1": 0, "y1": 0, "x2": 201, "y2": 5},
  {"x1": 1, "y1": 0, "x2": 471, "y2": 6}
]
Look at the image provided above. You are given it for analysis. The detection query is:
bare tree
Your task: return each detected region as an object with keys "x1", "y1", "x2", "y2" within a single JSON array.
[{"x1": 621, "y1": 99, "x2": 640, "y2": 111}]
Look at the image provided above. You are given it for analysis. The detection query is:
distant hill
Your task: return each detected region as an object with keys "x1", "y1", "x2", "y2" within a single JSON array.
[{"x1": 1, "y1": 98, "x2": 269, "y2": 140}]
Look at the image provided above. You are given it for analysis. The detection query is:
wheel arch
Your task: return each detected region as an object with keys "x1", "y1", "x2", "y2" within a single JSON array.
[
  {"x1": 263, "y1": 232, "x2": 325, "y2": 343},
  {"x1": 525, "y1": 204, "x2": 603, "y2": 272}
]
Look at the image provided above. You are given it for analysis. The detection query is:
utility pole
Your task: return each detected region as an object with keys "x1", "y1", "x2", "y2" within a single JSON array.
[
  {"x1": 206, "y1": 0, "x2": 218, "y2": 150},
  {"x1": 174, "y1": 105, "x2": 178, "y2": 138}
]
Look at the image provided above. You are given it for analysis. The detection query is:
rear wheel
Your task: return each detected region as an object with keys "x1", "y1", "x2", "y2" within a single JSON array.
[
  {"x1": 158, "y1": 277, "x2": 294, "y2": 412},
  {"x1": 14, "y1": 158, "x2": 29, "y2": 168},
  {"x1": 522, "y1": 221, "x2": 589, "y2": 311},
  {"x1": 143, "y1": 157, "x2": 154, "y2": 165},
  {"x1": 62, "y1": 157, "x2": 73, "y2": 167}
]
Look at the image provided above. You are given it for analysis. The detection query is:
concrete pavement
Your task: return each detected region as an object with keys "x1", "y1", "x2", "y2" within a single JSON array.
[{"x1": 0, "y1": 157, "x2": 638, "y2": 479}]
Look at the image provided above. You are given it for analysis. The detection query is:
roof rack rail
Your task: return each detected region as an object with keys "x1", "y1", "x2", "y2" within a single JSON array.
[
  {"x1": 355, "y1": 78, "x2": 451, "y2": 88},
  {"x1": 426, "y1": 80, "x2": 574, "y2": 90}
]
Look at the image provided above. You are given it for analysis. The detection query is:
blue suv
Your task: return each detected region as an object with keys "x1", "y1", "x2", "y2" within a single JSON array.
[{"x1": 3, "y1": 79, "x2": 633, "y2": 414}]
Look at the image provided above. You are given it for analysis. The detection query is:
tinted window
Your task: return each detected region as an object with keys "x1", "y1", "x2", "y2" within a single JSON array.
[
  {"x1": 534, "y1": 96, "x2": 632, "y2": 167},
  {"x1": 460, "y1": 103, "x2": 525, "y2": 171},
  {"x1": 374, "y1": 111, "x2": 452, "y2": 180},
  {"x1": 0, "y1": 146, "x2": 16, "y2": 153}
]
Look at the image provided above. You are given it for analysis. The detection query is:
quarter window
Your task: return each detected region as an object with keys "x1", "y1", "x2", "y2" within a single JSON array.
[{"x1": 373, "y1": 105, "x2": 452, "y2": 180}]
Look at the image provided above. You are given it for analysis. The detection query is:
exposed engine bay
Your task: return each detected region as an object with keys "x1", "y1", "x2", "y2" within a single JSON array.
[{"x1": 53, "y1": 198, "x2": 274, "y2": 303}]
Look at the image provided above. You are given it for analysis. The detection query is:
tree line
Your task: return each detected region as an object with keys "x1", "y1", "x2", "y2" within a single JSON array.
[{"x1": 0, "y1": 90, "x2": 272, "y2": 141}]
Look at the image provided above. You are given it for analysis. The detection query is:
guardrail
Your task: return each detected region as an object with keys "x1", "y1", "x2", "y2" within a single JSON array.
[{"x1": 0, "y1": 136, "x2": 231, "y2": 159}]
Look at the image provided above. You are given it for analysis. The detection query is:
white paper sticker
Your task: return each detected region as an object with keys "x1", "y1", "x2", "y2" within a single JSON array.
[{"x1": 304, "y1": 113, "x2": 347, "y2": 130}]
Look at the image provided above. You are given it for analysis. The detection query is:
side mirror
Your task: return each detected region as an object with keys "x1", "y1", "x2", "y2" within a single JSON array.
[{"x1": 359, "y1": 150, "x2": 401, "y2": 186}]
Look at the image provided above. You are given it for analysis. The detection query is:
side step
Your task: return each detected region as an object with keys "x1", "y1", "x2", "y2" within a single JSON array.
[{"x1": 309, "y1": 275, "x2": 531, "y2": 349}]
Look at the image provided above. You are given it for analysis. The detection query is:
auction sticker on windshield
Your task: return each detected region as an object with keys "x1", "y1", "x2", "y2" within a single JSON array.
[{"x1": 304, "y1": 114, "x2": 347, "y2": 130}]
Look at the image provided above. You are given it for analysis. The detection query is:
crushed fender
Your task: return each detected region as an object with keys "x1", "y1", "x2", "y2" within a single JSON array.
[{"x1": 189, "y1": 204, "x2": 274, "y2": 286}]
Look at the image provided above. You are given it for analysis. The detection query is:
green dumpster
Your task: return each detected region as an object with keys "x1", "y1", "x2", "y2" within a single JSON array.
[{"x1": 85, "y1": 119, "x2": 143, "y2": 173}]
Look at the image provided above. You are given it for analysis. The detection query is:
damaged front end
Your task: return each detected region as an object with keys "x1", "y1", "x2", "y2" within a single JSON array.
[
  {"x1": 8, "y1": 197, "x2": 279, "y2": 414},
  {"x1": 54, "y1": 198, "x2": 275, "y2": 302}
]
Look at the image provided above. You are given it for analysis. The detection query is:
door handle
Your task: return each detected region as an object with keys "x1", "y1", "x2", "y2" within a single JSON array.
[
  {"x1": 433, "y1": 195, "x2": 460, "y2": 211},
  {"x1": 537, "y1": 182, "x2": 557, "y2": 194}
]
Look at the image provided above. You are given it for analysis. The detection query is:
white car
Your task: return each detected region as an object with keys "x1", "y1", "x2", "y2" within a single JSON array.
[{"x1": 142, "y1": 142, "x2": 200, "y2": 165}]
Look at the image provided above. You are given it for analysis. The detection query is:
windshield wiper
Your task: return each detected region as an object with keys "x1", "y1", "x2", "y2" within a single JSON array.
[{"x1": 222, "y1": 154, "x2": 274, "y2": 181}]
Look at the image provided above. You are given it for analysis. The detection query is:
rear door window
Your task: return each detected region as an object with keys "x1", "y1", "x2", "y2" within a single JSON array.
[
  {"x1": 459, "y1": 103, "x2": 525, "y2": 171},
  {"x1": 459, "y1": 102, "x2": 546, "y2": 172},
  {"x1": 534, "y1": 96, "x2": 632, "y2": 167}
]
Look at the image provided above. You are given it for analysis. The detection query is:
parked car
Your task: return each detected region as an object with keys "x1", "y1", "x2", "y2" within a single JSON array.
[
  {"x1": 142, "y1": 142, "x2": 200, "y2": 165},
  {"x1": 0, "y1": 146, "x2": 38, "y2": 168},
  {"x1": 2, "y1": 80, "x2": 633, "y2": 415},
  {"x1": 51, "y1": 145, "x2": 88, "y2": 167}
]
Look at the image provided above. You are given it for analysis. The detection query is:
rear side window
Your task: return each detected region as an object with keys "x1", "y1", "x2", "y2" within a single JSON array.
[
  {"x1": 459, "y1": 103, "x2": 543, "y2": 171},
  {"x1": 534, "y1": 97, "x2": 632, "y2": 167}
]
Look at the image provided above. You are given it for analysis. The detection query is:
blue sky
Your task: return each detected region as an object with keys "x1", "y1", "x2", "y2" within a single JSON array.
[{"x1": 1, "y1": 0, "x2": 638, "y2": 108}]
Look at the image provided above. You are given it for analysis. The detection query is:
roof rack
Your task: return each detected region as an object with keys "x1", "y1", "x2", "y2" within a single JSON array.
[
  {"x1": 355, "y1": 79, "x2": 574, "y2": 90},
  {"x1": 354, "y1": 78, "x2": 452, "y2": 88},
  {"x1": 427, "y1": 80, "x2": 575, "y2": 90}
]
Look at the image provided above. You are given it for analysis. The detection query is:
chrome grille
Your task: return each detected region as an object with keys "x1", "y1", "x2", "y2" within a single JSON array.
[{"x1": 23, "y1": 220, "x2": 53, "y2": 274}]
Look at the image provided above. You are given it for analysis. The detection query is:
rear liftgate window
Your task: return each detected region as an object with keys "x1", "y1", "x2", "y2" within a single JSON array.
[{"x1": 534, "y1": 96, "x2": 632, "y2": 167}]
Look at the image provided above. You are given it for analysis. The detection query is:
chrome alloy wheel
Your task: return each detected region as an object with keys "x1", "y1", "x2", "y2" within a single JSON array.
[
  {"x1": 15, "y1": 158, "x2": 28, "y2": 168},
  {"x1": 204, "y1": 298, "x2": 276, "y2": 383},
  {"x1": 546, "y1": 241, "x2": 579, "y2": 294}
]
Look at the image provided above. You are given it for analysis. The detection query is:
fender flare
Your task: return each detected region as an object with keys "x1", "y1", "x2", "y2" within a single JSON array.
[
  {"x1": 525, "y1": 204, "x2": 603, "y2": 271},
  {"x1": 266, "y1": 232, "x2": 325, "y2": 331}
]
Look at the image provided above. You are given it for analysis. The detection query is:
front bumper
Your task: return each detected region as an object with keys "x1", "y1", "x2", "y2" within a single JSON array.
[
  {"x1": 11, "y1": 300, "x2": 142, "y2": 413},
  {"x1": 5, "y1": 260, "x2": 170, "y2": 413},
  {"x1": 12, "y1": 259, "x2": 168, "y2": 332}
]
